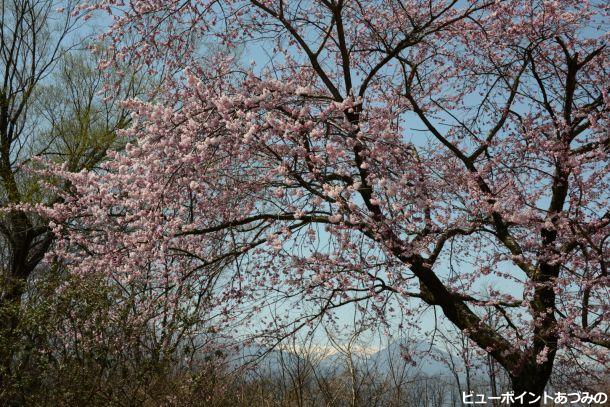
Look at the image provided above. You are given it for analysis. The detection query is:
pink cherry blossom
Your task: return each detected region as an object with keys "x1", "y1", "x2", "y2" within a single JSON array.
[{"x1": 35, "y1": 1, "x2": 610, "y2": 404}]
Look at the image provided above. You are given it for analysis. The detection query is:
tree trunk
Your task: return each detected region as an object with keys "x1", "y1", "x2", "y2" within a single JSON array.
[
  {"x1": 488, "y1": 354, "x2": 498, "y2": 407},
  {"x1": 0, "y1": 211, "x2": 51, "y2": 394},
  {"x1": 509, "y1": 364, "x2": 553, "y2": 407},
  {"x1": 0, "y1": 271, "x2": 26, "y2": 394}
]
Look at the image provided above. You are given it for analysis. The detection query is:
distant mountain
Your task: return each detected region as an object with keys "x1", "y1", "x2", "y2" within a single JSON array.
[
  {"x1": 225, "y1": 343, "x2": 309, "y2": 378},
  {"x1": 225, "y1": 338, "x2": 456, "y2": 379},
  {"x1": 364, "y1": 339, "x2": 450, "y2": 377}
]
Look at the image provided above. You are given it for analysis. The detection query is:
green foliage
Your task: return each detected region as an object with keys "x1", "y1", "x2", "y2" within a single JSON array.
[
  {"x1": 31, "y1": 52, "x2": 139, "y2": 173},
  {"x1": 0, "y1": 267, "x2": 230, "y2": 406}
]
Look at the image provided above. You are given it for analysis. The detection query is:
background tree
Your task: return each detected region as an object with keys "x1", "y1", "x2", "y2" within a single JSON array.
[
  {"x1": 0, "y1": 0, "x2": 64, "y2": 304},
  {"x1": 0, "y1": 0, "x2": 152, "y2": 397},
  {"x1": 0, "y1": 0, "x2": 81, "y2": 386}
]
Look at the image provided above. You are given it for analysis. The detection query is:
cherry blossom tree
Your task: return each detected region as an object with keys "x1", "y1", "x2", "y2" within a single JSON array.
[{"x1": 42, "y1": 0, "x2": 608, "y2": 404}]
